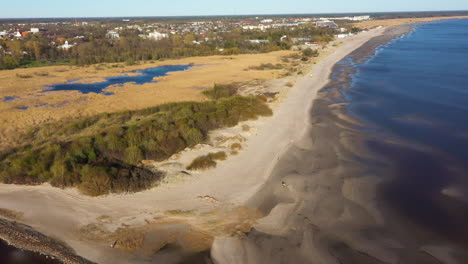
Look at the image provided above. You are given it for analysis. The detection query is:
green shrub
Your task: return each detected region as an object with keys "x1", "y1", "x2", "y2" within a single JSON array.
[
  {"x1": 249, "y1": 63, "x2": 284, "y2": 71},
  {"x1": 302, "y1": 48, "x2": 319, "y2": 57},
  {"x1": 16, "y1": 73, "x2": 33, "y2": 79},
  {"x1": 208, "y1": 151, "x2": 227, "y2": 161},
  {"x1": 231, "y1": 143, "x2": 242, "y2": 150},
  {"x1": 202, "y1": 83, "x2": 238, "y2": 100},
  {"x1": 187, "y1": 155, "x2": 217, "y2": 170},
  {"x1": 35, "y1": 72, "x2": 49, "y2": 77}
]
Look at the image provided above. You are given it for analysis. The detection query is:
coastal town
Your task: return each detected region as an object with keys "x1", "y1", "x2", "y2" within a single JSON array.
[{"x1": 0, "y1": 15, "x2": 369, "y2": 69}]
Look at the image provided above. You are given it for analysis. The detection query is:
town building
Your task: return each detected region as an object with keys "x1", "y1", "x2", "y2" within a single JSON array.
[
  {"x1": 106, "y1": 30, "x2": 120, "y2": 39},
  {"x1": 315, "y1": 20, "x2": 338, "y2": 29},
  {"x1": 147, "y1": 31, "x2": 169, "y2": 40},
  {"x1": 59, "y1": 41, "x2": 74, "y2": 50},
  {"x1": 247, "y1": 39, "x2": 270, "y2": 44}
]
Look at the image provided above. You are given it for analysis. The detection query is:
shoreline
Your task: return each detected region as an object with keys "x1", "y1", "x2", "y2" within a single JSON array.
[
  {"x1": 211, "y1": 19, "x2": 468, "y2": 264},
  {"x1": 0, "y1": 27, "x2": 387, "y2": 264},
  {"x1": 211, "y1": 25, "x2": 419, "y2": 263}
]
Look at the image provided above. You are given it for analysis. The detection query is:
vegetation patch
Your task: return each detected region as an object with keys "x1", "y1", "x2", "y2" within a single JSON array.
[
  {"x1": 302, "y1": 48, "x2": 319, "y2": 58},
  {"x1": 208, "y1": 151, "x2": 227, "y2": 161},
  {"x1": 0, "y1": 208, "x2": 24, "y2": 220},
  {"x1": 187, "y1": 155, "x2": 217, "y2": 170},
  {"x1": 248, "y1": 63, "x2": 284, "y2": 71},
  {"x1": 0, "y1": 84, "x2": 272, "y2": 196},
  {"x1": 230, "y1": 143, "x2": 242, "y2": 151},
  {"x1": 16, "y1": 73, "x2": 33, "y2": 79},
  {"x1": 187, "y1": 151, "x2": 227, "y2": 170},
  {"x1": 202, "y1": 83, "x2": 238, "y2": 100}
]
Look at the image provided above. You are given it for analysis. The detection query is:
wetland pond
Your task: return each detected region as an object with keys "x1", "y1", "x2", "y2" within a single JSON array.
[{"x1": 45, "y1": 64, "x2": 193, "y2": 95}]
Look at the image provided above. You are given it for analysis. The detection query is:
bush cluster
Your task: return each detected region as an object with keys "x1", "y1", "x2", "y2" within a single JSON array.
[
  {"x1": 0, "y1": 86, "x2": 272, "y2": 196},
  {"x1": 248, "y1": 63, "x2": 284, "y2": 71},
  {"x1": 186, "y1": 151, "x2": 227, "y2": 170}
]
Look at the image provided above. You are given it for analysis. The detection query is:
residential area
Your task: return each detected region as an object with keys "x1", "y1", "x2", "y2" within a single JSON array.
[{"x1": 0, "y1": 15, "x2": 369, "y2": 69}]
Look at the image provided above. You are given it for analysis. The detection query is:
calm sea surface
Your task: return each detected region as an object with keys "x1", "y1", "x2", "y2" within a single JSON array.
[{"x1": 344, "y1": 19, "x2": 468, "y2": 245}]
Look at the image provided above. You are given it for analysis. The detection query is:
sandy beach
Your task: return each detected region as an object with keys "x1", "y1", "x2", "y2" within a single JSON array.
[{"x1": 0, "y1": 27, "x2": 389, "y2": 264}]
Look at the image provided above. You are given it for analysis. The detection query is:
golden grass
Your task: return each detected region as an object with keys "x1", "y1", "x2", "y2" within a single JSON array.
[
  {"x1": 0, "y1": 50, "x2": 297, "y2": 148},
  {"x1": 354, "y1": 16, "x2": 468, "y2": 29}
]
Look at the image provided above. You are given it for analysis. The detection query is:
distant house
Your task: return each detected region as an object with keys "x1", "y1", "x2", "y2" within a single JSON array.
[
  {"x1": 106, "y1": 30, "x2": 120, "y2": 39},
  {"x1": 59, "y1": 41, "x2": 74, "y2": 50},
  {"x1": 315, "y1": 20, "x2": 338, "y2": 29},
  {"x1": 148, "y1": 31, "x2": 169, "y2": 40},
  {"x1": 31, "y1": 28, "x2": 40, "y2": 33},
  {"x1": 247, "y1": 39, "x2": 270, "y2": 44},
  {"x1": 291, "y1": 37, "x2": 314, "y2": 43},
  {"x1": 14, "y1": 31, "x2": 22, "y2": 38},
  {"x1": 304, "y1": 42, "x2": 320, "y2": 48},
  {"x1": 0, "y1": 31, "x2": 6, "y2": 37},
  {"x1": 335, "y1": 33, "x2": 354, "y2": 39}
]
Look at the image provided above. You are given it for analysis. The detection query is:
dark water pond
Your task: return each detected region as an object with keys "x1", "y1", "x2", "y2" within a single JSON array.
[
  {"x1": 0, "y1": 239, "x2": 62, "y2": 264},
  {"x1": 3, "y1": 96, "x2": 18, "y2": 101},
  {"x1": 45, "y1": 64, "x2": 193, "y2": 94}
]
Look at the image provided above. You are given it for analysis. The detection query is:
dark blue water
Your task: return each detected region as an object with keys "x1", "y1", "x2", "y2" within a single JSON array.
[
  {"x1": 343, "y1": 19, "x2": 468, "y2": 245},
  {"x1": 3, "y1": 96, "x2": 18, "y2": 101},
  {"x1": 0, "y1": 239, "x2": 62, "y2": 264},
  {"x1": 45, "y1": 65, "x2": 193, "y2": 94}
]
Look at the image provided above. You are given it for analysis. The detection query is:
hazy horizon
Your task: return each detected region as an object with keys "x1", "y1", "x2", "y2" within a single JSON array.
[{"x1": 1, "y1": 0, "x2": 468, "y2": 19}]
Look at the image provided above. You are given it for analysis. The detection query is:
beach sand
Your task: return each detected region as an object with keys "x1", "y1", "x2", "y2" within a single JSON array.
[
  {"x1": 354, "y1": 16, "x2": 468, "y2": 29},
  {"x1": 0, "y1": 27, "x2": 388, "y2": 264}
]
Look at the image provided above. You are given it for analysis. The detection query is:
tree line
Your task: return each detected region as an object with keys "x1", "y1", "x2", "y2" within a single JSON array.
[{"x1": 0, "y1": 25, "x2": 335, "y2": 69}]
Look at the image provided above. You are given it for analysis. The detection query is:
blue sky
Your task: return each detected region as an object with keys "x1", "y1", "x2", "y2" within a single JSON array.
[{"x1": 2, "y1": 0, "x2": 468, "y2": 18}]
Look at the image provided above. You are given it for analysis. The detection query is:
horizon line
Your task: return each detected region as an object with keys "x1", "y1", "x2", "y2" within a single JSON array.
[{"x1": 1, "y1": 9, "x2": 468, "y2": 20}]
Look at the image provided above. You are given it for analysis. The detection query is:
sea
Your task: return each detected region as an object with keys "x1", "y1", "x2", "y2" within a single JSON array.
[{"x1": 343, "y1": 18, "x2": 468, "y2": 250}]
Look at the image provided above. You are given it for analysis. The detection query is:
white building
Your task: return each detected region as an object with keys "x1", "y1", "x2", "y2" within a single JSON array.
[
  {"x1": 59, "y1": 41, "x2": 74, "y2": 50},
  {"x1": 148, "y1": 31, "x2": 169, "y2": 40},
  {"x1": 247, "y1": 39, "x2": 270, "y2": 44},
  {"x1": 260, "y1": 19, "x2": 273, "y2": 23},
  {"x1": 315, "y1": 20, "x2": 338, "y2": 29},
  {"x1": 0, "y1": 31, "x2": 6, "y2": 37},
  {"x1": 352, "y1": 16, "x2": 370, "y2": 21},
  {"x1": 106, "y1": 30, "x2": 120, "y2": 39},
  {"x1": 14, "y1": 31, "x2": 22, "y2": 38},
  {"x1": 335, "y1": 33, "x2": 354, "y2": 39},
  {"x1": 243, "y1": 24, "x2": 271, "y2": 31},
  {"x1": 31, "y1": 28, "x2": 40, "y2": 33}
]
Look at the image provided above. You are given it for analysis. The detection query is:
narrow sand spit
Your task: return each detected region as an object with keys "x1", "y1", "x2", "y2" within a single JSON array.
[{"x1": 0, "y1": 28, "x2": 385, "y2": 264}]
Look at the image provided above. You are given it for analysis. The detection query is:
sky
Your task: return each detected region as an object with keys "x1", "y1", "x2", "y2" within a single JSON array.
[{"x1": 2, "y1": 0, "x2": 468, "y2": 18}]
